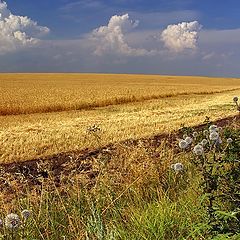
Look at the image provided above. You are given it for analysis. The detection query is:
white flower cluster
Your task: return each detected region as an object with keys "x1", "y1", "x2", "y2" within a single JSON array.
[
  {"x1": 0, "y1": 210, "x2": 31, "y2": 231},
  {"x1": 209, "y1": 124, "x2": 218, "y2": 132},
  {"x1": 208, "y1": 125, "x2": 222, "y2": 145},
  {"x1": 193, "y1": 144, "x2": 204, "y2": 156},
  {"x1": 178, "y1": 131, "x2": 205, "y2": 156},
  {"x1": 5, "y1": 213, "x2": 21, "y2": 230},
  {"x1": 174, "y1": 97, "x2": 236, "y2": 169},
  {"x1": 183, "y1": 123, "x2": 234, "y2": 158},
  {"x1": 209, "y1": 131, "x2": 219, "y2": 141},
  {"x1": 179, "y1": 139, "x2": 188, "y2": 149},
  {"x1": 192, "y1": 136, "x2": 209, "y2": 156},
  {"x1": 179, "y1": 135, "x2": 193, "y2": 149}
]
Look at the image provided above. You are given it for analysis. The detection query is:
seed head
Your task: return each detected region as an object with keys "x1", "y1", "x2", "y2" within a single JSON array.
[
  {"x1": 193, "y1": 144, "x2": 204, "y2": 156},
  {"x1": 233, "y1": 96, "x2": 238, "y2": 103},
  {"x1": 171, "y1": 163, "x2": 184, "y2": 171},
  {"x1": 209, "y1": 125, "x2": 218, "y2": 132},
  {"x1": 179, "y1": 139, "x2": 188, "y2": 149},
  {"x1": 21, "y1": 210, "x2": 31, "y2": 220},
  {"x1": 209, "y1": 131, "x2": 219, "y2": 141},
  {"x1": 5, "y1": 213, "x2": 21, "y2": 230}
]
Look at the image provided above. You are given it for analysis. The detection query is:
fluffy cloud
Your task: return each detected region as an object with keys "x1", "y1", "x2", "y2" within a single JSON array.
[
  {"x1": 90, "y1": 14, "x2": 152, "y2": 56},
  {"x1": 0, "y1": 1, "x2": 49, "y2": 54},
  {"x1": 90, "y1": 15, "x2": 202, "y2": 56},
  {"x1": 161, "y1": 21, "x2": 202, "y2": 52}
]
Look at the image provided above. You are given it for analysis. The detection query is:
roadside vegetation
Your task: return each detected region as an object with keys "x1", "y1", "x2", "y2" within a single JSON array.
[
  {"x1": 0, "y1": 96, "x2": 239, "y2": 239},
  {"x1": 0, "y1": 74, "x2": 239, "y2": 239}
]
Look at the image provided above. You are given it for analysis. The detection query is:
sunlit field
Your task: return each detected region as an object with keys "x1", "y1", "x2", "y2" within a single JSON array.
[
  {"x1": 0, "y1": 74, "x2": 240, "y2": 163},
  {"x1": 0, "y1": 74, "x2": 240, "y2": 239},
  {"x1": 2, "y1": 0, "x2": 240, "y2": 237},
  {"x1": 0, "y1": 73, "x2": 240, "y2": 115}
]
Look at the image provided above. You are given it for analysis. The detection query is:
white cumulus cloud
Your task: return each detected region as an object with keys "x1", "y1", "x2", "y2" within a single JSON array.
[
  {"x1": 0, "y1": 1, "x2": 49, "y2": 54},
  {"x1": 161, "y1": 21, "x2": 202, "y2": 53},
  {"x1": 90, "y1": 14, "x2": 152, "y2": 56}
]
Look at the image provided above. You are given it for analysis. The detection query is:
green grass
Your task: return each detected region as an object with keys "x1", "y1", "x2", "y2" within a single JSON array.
[{"x1": 0, "y1": 144, "x2": 204, "y2": 239}]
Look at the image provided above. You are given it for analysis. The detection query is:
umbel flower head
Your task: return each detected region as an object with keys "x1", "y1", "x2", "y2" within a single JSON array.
[
  {"x1": 227, "y1": 138, "x2": 233, "y2": 144},
  {"x1": 21, "y1": 210, "x2": 31, "y2": 220},
  {"x1": 171, "y1": 163, "x2": 184, "y2": 171},
  {"x1": 5, "y1": 213, "x2": 21, "y2": 230},
  {"x1": 193, "y1": 144, "x2": 204, "y2": 156}
]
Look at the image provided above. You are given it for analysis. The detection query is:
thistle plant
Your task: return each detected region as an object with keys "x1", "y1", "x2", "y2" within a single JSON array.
[
  {"x1": 193, "y1": 144, "x2": 204, "y2": 156},
  {"x1": 5, "y1": 214, "x2": 21, "y2": 230},
  {"x1": 0, "y1": 210, "x2": 32, "y2": 239},
  {"x1": 21, "y1": 210, "x2": 31, "y2": 221},
  {"x1": 84, "y1": 123, "x2": 102, "y2": 146},
  {"x1": 178, "y1": 139, "x2": 189, "y2": 149},
  {"x1": 179, "y1": 120, "x2": 240, "y2": 237},
  {"x1": 171, "y1": 163, "x2": 184, "y2": 172}
]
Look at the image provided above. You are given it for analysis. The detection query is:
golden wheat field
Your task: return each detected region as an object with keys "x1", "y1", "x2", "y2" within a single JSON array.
[
  {"x1": 1, "y1": 73, "x2": 240, "y2": 115},
  {"x1": 0, "y1": 73, "x2": 239, "y2": 163}
]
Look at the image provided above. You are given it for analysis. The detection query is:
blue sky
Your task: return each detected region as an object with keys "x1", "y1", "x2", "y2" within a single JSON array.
[
  {"x1": 1, "y1": 0, "x2": 240, "y2": 77},
  {"x1": 6, "y1": 0, "x2": 240, "y2": 36}
]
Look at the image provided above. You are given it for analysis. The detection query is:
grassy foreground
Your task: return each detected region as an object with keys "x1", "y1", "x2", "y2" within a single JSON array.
[
  {"x1": 0, "y1": 74, "x2": 239, "y2": 239},
  {"x1": 0, "y1": 116, "x2": 239, "y2": 239}
]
